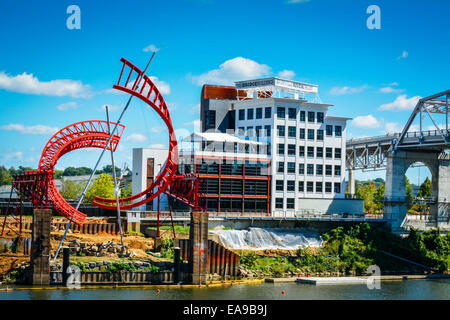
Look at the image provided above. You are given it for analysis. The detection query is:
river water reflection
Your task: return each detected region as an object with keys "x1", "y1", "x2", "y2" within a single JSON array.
[{"x1": 1, "y1": 279, "x2": 448, "y2": 300}]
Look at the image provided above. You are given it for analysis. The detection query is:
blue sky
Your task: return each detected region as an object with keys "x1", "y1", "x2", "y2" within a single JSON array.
[{"x1": 0, "y1": 0, "x2": 448, "y2": 184}]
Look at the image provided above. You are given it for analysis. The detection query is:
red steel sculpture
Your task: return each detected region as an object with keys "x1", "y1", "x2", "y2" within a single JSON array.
[{"x1": 1, "y1": 57, "x2": 201, "y2": 237}]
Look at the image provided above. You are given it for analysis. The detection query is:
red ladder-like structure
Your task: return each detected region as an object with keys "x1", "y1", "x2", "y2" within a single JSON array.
[{"x1": 1, "y1": 57, "x2": 202, "y2": 237}]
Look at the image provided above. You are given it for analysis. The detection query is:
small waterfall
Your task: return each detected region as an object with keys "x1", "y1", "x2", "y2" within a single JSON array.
[{"x1": 210, "y1": 228, "x2": 323, "y2": 250}]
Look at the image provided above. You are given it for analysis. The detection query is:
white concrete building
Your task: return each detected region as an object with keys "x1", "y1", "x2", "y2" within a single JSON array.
[{"x1": 232, "y1": 78, "x2": 353, "y2": 215}]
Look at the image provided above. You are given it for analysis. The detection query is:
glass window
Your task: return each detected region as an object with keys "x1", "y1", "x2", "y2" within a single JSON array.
[
  {"x1": 255, "y1": 126, "x2": 262, "y2": 139},
  {"x1": 316, "y1": 164, "x2": 323, "y2": 175},
  {"x1": 308, "y1": 111, "x2": 315, "y2": 122},
  {"x1": 326, "y1": 165, "x2": 332, "y2": 176},
  {"x1": 275, "y1": 198, "x2": 283, "y2": 209},
  {"x1": 316, "y1": 181, "x2": 323, "y2": 193},
  {"x1": 307, "y1": 147, "x2": 314, "y2": 158},
  {"x1": 334, "y1": 183, "x2": 341, "y2": 193},
  {"x1": 238, "y1": 127, "x2": 244, "y2": 135},
  {"x1": 277, "y1": 125, "x2": 285, "y2": 137},
  {"x1": 307, "y1": 181, "x2": 314, "y2": 192},
  {"x1": 288, "y1": 126, "x2": 296, "y2": 137},
  {"x1": 335, "y1": 148, "x2": 342, "y2": 159},
  {"x1": 300, "y1": 111, "x2": 306, "y2": 122},
  {"x1": 298, "y1": 181, "x2": 304, "y2": 192},
  {"x1": 299, "y1": 163, "x2": 304, "y2": 174},
  {"x1": 287, "y1": 162, "x2": 295, "y2": 174},
  {"x1": 288, "y1": 108, "x2": 296, "y2": 119},
  {"x1": 326, "y1": 125, "x2": 333, "y2": 136},
  {"x1": 335, "y1": 126, "x2": 342, "y2": 136},
  {"x1": 277, "y1": 162, "x2": 284, "y2": 173},
  {"x1": 247, "y1": 108, "x2": 254, "y2": 120},
  {"x1": 278, "y1": 144, "x2": 285, "y2": 155},
  {"x1": 316, "y1": 147, "x2": 323, "y2": 158},
  {"x1": 334, "y1": 165, "x2": 341, "y2": 176},
  {"x1": 299, "y1": 128, "x2": 305, "y2": 139},
  {"x1": 325, "y1": 182, "x2": 332, "y2": 193},
  {"x1": 317, "y1": 129, "x2": 324, "y2": 141},
  {"x1": 288, "y1": 144, "x2": 296, "y2": 156},
  {"x1": 265, "y1": 107, "x2": 272, "y2": 118},
  {"x1": 276, "y1": 180, "x2": 284, "y2": 191},
  {"x1": 308, "y1": 129, "x2": 315, "y2": 140},
  {"x1": 299, "y1": 146, "x2": 305, "y2": 157},
  {"x1": 326, "y1": 147, "x2": 333, "y2": 158},
  {"x1": 277, "y1": 107, "x2": 285, "y2": 118},
  {"x1": 287, "y1": 180, "x2": 295, "y2": 191},
  {"x1": 317, "y1": 112, "x2": 324, "y2": 123},
  {"x1": 247, "y1": 126, "x2": 254, "y2": 137},
  {"x1": 256, "y1": 108, "x2": 262, "y2": 119},
  {"x1": 307, "y1": 164, "x2": 314, "y2": 175},
  {"x1": 264, "y1": 125, "x2": 271, "y2": 137},
  {"x1": 286, "y1": 198, "x2": 295, "y2": 209},
  {"x1": 239, "y1": 109, "x2": 245, "y2": 121}
]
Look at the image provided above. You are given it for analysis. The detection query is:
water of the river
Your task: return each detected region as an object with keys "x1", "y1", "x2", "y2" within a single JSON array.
[{"x1": 1, "y1": 279, "x2": 448, "y2": 300}]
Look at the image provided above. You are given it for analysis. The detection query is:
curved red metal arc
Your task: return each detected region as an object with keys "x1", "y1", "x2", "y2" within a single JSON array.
[
  {"x1": 92, "y1": 58, "x2": 178, "y2": 210},
  {"x1": 36, "y1": 120, "x2": 125, "y2": 225}
]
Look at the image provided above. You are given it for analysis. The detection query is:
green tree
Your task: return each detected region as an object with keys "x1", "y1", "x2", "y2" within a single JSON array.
[
  {"x1": 0, "y1": 166, "x2": 12, "y2": 185},
  {"x1": 356, "y1": 183, "x2": 377, "y2": 212},
  {"x1": 98, "y1": 165, "x2": 121, "y2": 176},
  {"x1": 120, "y1": 182, "x2": 132, "y2": 198},
  {"x1": 63, "y1": 166, "x2": 93, "y2": 176},
  {"x1": 374, "y1": 184, "x2": 385, "y2": 212},
  {"x1": 405, "y1": 176, "x2": 414, "y2": 210},
  {"x1": 84, "y1": 173, "x2": 115, "y2": 203},
  {"x1": 417, "y1": 177, "x2": 432, "y2": 198},
  {"x1": 60, "y1": 180, "x2": 84, "y2": 200}
]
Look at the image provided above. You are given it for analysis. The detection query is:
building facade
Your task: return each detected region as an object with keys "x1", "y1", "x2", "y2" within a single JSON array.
[{"x1": 131, "y1": 77, "x2": 363, "y2": 216}]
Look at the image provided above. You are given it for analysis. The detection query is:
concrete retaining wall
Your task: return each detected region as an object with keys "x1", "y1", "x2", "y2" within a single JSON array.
[{"x1": 294, "y1": 198, "x2": 364, "y2": 215}]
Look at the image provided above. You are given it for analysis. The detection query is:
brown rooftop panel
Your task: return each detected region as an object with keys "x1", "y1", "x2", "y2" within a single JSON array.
[{"x1": 202, "y1": 85, "x2": 237, "y2": 100}]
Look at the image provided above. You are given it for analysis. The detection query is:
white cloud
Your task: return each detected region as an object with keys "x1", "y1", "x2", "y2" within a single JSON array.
[
  {"x1": 56, "y1": 101, "x2": 79, "y2": 111},
  {"x1": 0, "y1": 71, "x2": 92, "y2": 98},
  {"x1": 125, "y1": 133, "x2": 147, "y2": 143},
  {"x1": 352, "y1": 114, "x2": 381, "y2": 128},
  {"x1": 126, "y1": 76, "x2": 170, "y2": 96},
  {"x1": 190, "y1": 57, "x2": 271, "y2": 86},
  {"x1": 378, "y1": 94, "x2": 421, "y2": 111},
  {"x1": 388, "y1": 82, "x2": 399, "y2": 86},
  {"x1": 379, "y1": 86, "x2": 404, "y2": 94},
  {"x1": 397, "y1": 51, "x2": 408, "y2": 60},
  {"x1": 143, "y1": 44, "x2": 160, "y2": 53},
  {"x1": 149, "y1": 76, "x2": 170, "y2": 95},
  {"x1": 278, "y1": 69, "x2": 295, "y2": 79},
  {"x1": 3, "y1": 151, "x2": 23, "y2": 161},
  {"x1": 0, "y1": 123, "x2": 58, "y2": 135},
  {"x1": 384, "y1": 122, "x2": 402, "y2": 133},
  {"x1": 384, "y1": 122, "x2": 418, "y2": 134},
  {"x1": 329, "y1": 85, "x2": 368, "y2": 95}
]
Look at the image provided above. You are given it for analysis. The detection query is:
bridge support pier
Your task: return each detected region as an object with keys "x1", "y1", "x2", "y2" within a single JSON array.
[
  {"x1": 188, "y1": 210, "x2": 209, "y2": 285},
  {"x1": 348, "y1": 169, "x2": 356, "y2": 197},
  {"x1": 30, "y1": 209, "x2": 52, "y2": 285},
  {"x1": 384, "y1": 150, "x2": 449, "y2": 231}
]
